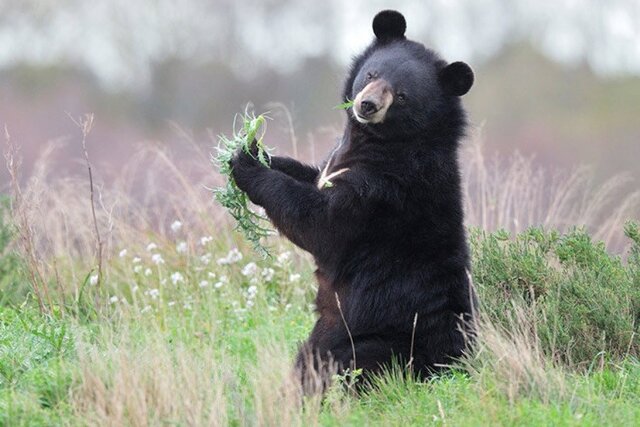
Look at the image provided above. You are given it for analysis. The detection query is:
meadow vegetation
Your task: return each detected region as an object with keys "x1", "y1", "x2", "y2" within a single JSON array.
[{"x1": 1, "y1": 126, "x2": 639, "y2": 426}]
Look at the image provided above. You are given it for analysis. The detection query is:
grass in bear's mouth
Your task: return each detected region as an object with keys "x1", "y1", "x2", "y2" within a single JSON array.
[
  {"x1": 334, "y1": 99, "x2": 355, "y2": 110},
  {"x1": 213, "y1": 111, "x2": 274, "y2": 258}
]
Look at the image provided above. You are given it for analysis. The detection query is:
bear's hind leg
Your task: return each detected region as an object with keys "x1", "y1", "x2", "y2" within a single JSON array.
[{"x1": 295, "y1": 335, "x2": 401, "y2": 394}]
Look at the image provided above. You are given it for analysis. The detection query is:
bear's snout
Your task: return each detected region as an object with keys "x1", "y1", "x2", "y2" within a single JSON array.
[
  {"x1": 353, "y1": 79, "x2": 393, "y2": 124},
  {"x1": 359, "y1": 100, "x2": 379, "y2": 116}
]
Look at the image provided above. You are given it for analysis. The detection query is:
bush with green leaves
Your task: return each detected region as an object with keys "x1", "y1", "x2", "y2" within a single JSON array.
[{"x1": 471, "y1": 223, "x2": 640, "y2": 367}]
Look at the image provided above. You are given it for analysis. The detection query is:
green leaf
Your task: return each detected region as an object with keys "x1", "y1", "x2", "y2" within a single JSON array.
[{"x1": 334, "y1": 99, "x2": 354, "y2": 110}]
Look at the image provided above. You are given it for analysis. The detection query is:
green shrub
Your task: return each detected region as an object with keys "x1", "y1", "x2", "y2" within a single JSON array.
[{"x1": 471, "y1": 225, "x2": 640, "y2": 368}]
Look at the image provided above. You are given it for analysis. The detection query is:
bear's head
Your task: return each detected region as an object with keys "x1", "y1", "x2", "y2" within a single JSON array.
[{"x1": 345, "y1": 10, "x2": 474, "y2": 138}]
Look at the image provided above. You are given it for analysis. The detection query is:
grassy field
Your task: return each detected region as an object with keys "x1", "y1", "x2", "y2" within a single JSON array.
[{"x1": 1, "y1": 131, "x2": 639, "y2": 426}]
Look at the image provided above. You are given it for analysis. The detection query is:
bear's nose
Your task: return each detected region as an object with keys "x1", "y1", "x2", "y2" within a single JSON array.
[{"x1": 359, "y1": 100, "x2": 379, "y2": 116}]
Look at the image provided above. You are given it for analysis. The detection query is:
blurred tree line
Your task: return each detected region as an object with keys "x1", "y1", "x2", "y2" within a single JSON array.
[{"x1": 0, "y1": 0, "x2": 639, "y2": 184}]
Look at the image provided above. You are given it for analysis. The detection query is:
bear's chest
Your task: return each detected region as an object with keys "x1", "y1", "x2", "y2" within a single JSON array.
[{"x1": 316, "y1": 137, "x2": 351, "y2": 190}]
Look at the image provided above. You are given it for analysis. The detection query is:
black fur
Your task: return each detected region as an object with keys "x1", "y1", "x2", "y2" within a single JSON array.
[
  {"x1": 372, "y1": 10, "x2": 406, "y2": 41},
  {"x1": 230, "y1": 10, "x2": 477, "y2": 389}
]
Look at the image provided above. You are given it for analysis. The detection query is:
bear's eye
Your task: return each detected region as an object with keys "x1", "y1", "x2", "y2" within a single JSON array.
[
  {"x1": 396, "y1": 93, "x2": 407, "y2": 103},
  {"x1": 366, "y1": 72, "x2": 374, "y2": 80}
]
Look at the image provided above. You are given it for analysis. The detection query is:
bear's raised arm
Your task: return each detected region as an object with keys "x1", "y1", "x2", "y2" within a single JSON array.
[
  {"x1": 230, "y1": 149, "x2": 366, "y2": 258},
  {"x1": 269, "y1": 156, "x2": 320, "y2": 184}
]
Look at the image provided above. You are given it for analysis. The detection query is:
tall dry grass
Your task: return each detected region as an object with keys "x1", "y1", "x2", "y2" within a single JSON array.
[
  {"x1": 73, "y1": 333, "x2": 230, "y2": 426},
  {"x1": 462, "y1": 127, "x2": 640, "y2": 251},
  {"x1": 4, "y1": 126, "x2": 236, "y2": 311},
  {"x1": 72, "y1": 327, "x2": 341, "y2": 426},
  {"x1": 461, "y1": 304, "x2": 567, "y2": 404},
  {"x1": 6, "y1": 139, "x2": 226, "y2": 262}
]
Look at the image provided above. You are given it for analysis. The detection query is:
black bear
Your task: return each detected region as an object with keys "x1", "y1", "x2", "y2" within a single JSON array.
[{"x1": 231, "y1": 10, "x2": 477, "y2": 389}]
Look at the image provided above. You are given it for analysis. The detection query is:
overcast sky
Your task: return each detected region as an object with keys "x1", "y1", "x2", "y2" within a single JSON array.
[{"x1": 1, "y1": 0, "x2": 639, "y2": 89}]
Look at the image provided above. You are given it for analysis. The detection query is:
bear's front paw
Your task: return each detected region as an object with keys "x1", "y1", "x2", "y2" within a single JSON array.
[
  {"x1": 230, "y1": 148, "x2": 262, "y2": 192},
  {"x1": 228, "y1": 139, "x2": 269, "y2": 170}
]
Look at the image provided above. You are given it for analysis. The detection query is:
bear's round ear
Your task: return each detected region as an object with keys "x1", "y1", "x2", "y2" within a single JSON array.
[
  {"x1": 439, "y1": 62, "x2": 474, "y2": 96},
  {"x1": 372, "y1": 10, "x2": 406, "y2": 41}
]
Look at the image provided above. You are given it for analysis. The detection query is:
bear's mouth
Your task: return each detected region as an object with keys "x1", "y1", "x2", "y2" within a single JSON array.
[{"x1": 353, "y1": 79, "x2": 393, "y2": 124}]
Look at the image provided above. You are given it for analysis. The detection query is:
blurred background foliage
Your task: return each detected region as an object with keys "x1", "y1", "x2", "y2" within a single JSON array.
[{"x1": 0, "y1": 0, "x2": 639, "y2": 185}]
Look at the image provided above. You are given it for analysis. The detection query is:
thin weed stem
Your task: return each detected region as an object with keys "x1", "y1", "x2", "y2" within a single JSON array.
[
  {"x1": 406, "y1": 313, "x2": 418, "y2": 374},
  {"x1": 335, "y1": 292, "x2": 356, "y2": 371},
  {"x1": 69, "y1": 113, "x2": 104, "y2": 306}
]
